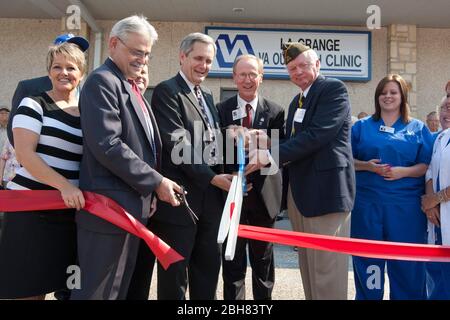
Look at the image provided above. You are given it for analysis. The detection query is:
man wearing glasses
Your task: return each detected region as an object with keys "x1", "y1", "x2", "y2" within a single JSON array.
[
  {"x1": 72, "y1": 15, "x2": 182, "y2": 300},
  {"x1": 216, "y1": 54, "x2": 284, "y2": 300}
]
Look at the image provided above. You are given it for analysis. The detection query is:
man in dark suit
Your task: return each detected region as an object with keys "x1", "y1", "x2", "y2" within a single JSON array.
[
  {"x1": 8, "y1": 33, "x2": 89, "y2": 146},
  {"x1": 71, "y1": 15, "x2": 181, "y2": 300},
  {"x1": 217, "y1": 54, "x2": 284, "y2": 300},
  {"x1": 247, "y1": 43, "x2": 355, "y2": 300},
  {"x1": 150, "y1": 32, "x2": 233, "y2": 300}
]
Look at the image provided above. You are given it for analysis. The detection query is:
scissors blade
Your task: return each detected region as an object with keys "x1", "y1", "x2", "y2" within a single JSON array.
[{"x1": 175, "y1": 186, "x2": 199, "y2": 224}]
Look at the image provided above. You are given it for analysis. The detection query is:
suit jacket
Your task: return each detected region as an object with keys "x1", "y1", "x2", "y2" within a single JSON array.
[
  {"x1": 8, "y1": 76, "x2": 52, "y2": 145},
  {"x1": 217, "y1": 94, "x2": 285, "y2": 219},
  {"x1": 151, "y1": 73, "x2": 223, "y2": 226},
  {"x1": 77, "y1": 58, "x2": 163, "y2": 233},
  {"x1": 274, "y1": 75, "x2": 355, "y2": 217}
]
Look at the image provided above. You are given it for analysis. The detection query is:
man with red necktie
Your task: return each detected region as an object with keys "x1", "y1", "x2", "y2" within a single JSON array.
[
  {"x1": 73, "y1": 15, "x2": 181, "y2": 300},
  {"x1": 217, "y1": 54, "x2": 285, "y2": 300}
]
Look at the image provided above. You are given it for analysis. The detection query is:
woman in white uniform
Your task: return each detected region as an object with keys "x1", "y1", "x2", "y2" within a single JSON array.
[{"x1": 422, "y1": 93, "x2": 450, "y2": 299}]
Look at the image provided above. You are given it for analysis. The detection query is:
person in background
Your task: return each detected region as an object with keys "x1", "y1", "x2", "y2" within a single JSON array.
[
  {"x1": 357, "y1": 111, "x2": 368, "y2": 119},
  {"x1": 0, "y1": 42, "x2": 87, "y2": 300},
  {"x1": 0, "y1": 138, "x2": 20, "y2": 187},
  {"x1": 0, "y1": 107, "x2": 9, "y2": 154},
  {"x1": 422, "y1": 94, "x2": 450, "y2": 300},
  {"x1": 426, "y1": 111, "x2": 440, "y2": 133},
  {"x1": 126, "y1": 64, "x2": 158, "y2": 300},
  {"x1": 351, "y1": 74, "x2": 433, "y2": 300}
]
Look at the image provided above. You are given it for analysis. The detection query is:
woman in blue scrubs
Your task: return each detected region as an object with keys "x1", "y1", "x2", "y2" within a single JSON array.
[{"x1": 351, "y1": 74, "x2": 433, "y2": 300}]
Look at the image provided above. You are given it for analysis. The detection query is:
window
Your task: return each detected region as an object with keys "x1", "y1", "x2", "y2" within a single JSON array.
[{"x1": 220, "y1": 88, "x2": 238, "y2": 101}]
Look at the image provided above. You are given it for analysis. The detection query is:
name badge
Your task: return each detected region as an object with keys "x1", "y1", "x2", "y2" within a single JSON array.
[
  {"x1": 379, "y1": 125, "x2": 395, "y2": 134},
  {"x1": 232, "y1": 107, "x2": 246, "y2": 121},
  {"x1": 294, "y1": 109, "x2": 306, "y2": 123}
]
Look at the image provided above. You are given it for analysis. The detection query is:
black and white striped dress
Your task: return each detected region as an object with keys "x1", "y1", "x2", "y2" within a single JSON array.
[
  {"x1": 7, "y1": 92, "x2": 82, "y2": 190},
  {"x1": 0, "y1": 92, "x2": 82, "y2": 299}
]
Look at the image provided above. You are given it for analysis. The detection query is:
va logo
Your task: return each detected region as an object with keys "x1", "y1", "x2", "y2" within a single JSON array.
[{"x1": 215, "y1": 34, "x2": 255, "y2": 68}]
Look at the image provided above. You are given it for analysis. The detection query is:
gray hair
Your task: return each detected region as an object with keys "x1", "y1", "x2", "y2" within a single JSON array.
[
  {"x1": 110, "y1": 15, "x2": 158, "y2": 45},
  {"x1": 303, "y1": 49, "x2": 320, "y2": 64},
  {"x1": 180, "y1": 32, "x2": 216, "y2": 56},
  {"x1": 233, "y1": 54, "x2": 264, "y2": 74},
  {"x1": 427, "y1": 110, "x2": 438, "y2": 119}
]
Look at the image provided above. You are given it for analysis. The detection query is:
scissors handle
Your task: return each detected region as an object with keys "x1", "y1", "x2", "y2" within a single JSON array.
[{"x1": 175, "y1": 186, "x2": 199, "y2": 224}]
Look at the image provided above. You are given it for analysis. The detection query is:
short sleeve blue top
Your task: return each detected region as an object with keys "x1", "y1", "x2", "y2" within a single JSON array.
[{"x1": 351, "y1": 116, "x2": 433, "y2": 203}]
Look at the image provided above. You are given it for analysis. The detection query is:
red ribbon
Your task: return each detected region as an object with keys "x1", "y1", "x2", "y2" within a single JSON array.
[
  {"x1": 0, "y1": 190, "x2": 183, "y2": 269},
  {"x1": 4, "y1": 190, "x2": 450, "y2": 264},
  {"x1": 238, "y1": 224, "x2": 450, "y2": 262}
]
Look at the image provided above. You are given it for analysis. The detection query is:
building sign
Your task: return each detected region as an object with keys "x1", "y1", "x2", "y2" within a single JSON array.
[{"x1": 205, "y1": 26, "x2": 371, "y2": 81}]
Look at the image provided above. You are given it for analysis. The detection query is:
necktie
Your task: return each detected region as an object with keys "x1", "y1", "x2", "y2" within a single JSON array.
[
  {"x1": 194, "y1": 86, "x2": 217, "y2": 165},
  {"x1": 129, "y1": 80, "x2": 157, "y2": 162},
  {"x1": 242, "y1": 104, "x2": 253, "y2": 129},
  {"x1": 291, "y1": 93, "x2": 304, "y2": 137},
  {"x1": 194, "y1": 86, "x2": 215, "y2": 128}
]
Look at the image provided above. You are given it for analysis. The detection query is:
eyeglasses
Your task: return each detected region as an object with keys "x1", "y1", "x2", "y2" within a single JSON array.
[
  {"x1": 235, "y1": 72, "x2": 260, "y2": 80},
  {"x1": 117, "y1": 37, "x2": 152, "y2": 60},
  {"x1": 440, "y1": 105, "x2": 450, "y2": 112}
]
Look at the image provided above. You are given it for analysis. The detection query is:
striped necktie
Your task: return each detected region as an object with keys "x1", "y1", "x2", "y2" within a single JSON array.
[{"x1": 194, "y1": 85, "x2": 218, "y2": 164}]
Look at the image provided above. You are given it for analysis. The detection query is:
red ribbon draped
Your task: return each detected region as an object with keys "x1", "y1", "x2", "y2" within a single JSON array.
[
  {"x1": 0, "y1": 190, "x2": 183, "y2": 269},
  {"x1": 3, "y1": 190, "x2": 450, "y2": 264},
  {"x1": 238, "y1": 224, "x2": 450, "y2": 262}
]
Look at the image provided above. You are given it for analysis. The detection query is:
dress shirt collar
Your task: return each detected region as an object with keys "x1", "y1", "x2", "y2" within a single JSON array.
[
  {"x1": 179, "y1": 71, "x2": 196, "y2": 92},
  {"x1": 237, "y1": 95, "x2": 258, "y2": 113},
  {"x1": 302, "y1": 84, "x2": 312, "y2": 98}
]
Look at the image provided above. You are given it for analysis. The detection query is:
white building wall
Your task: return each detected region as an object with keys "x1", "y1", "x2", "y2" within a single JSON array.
[
  {"x1": 0, "y1": 18, "x2": 61, "y2": 107},
  {"x1": 1, "y1": 18, "x2": 448, "y2": 122},
  {"x1": 417, "y1": 28, "x2": 450, "y2": 121}
]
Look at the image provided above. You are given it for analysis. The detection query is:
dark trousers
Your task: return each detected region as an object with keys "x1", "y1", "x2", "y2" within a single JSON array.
[
  {"x1": 126, "y1": 220, "x2": 156, "y2": 300},
  {"x1": 222, "y1": 190, "x2": 275, "y2": 300},
  {"x1": 70, "y1": 227, "x2": 140, "y2": 300},
  {"x1": 150, "y1": 186, "x2": 223, "y2": 300}
]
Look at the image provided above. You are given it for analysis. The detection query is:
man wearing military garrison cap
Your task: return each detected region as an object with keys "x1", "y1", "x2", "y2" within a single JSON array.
[{"x1": 247, "y1": 42, "x2": 355, "y2": 300}]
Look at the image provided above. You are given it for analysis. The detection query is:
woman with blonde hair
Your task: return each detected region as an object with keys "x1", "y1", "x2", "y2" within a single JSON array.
[{"x1": 0, "y1": 42, "x2": 87, "y2": 299}]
